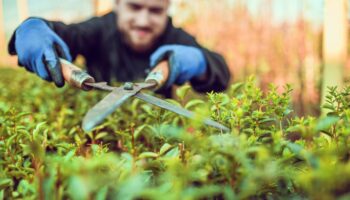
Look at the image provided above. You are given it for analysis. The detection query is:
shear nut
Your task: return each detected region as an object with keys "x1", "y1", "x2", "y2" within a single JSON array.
[{"x1": 124, "y1": 82, "x2": 134, "y2": 90}]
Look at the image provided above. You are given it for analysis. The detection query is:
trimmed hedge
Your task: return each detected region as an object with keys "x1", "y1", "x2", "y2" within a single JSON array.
[{"x1": 1, "y1": 68, "x2": 350, "y2": 199}]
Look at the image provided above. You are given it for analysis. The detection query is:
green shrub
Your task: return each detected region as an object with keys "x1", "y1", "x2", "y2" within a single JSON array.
[{"x1": 1, "y1": 69, "x2": 350, "y2": 199}]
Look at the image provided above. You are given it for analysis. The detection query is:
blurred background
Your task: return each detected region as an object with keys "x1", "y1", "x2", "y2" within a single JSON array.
[{"x1": 0, "y1": 0, "x2": 349, "y2": 116}]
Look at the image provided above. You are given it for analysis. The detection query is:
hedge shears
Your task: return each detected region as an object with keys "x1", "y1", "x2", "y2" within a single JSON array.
[{"x1": 58, "y1": 59, "x2": 230, "y2": 132}]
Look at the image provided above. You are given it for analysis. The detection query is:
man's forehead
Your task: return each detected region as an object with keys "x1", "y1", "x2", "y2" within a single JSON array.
[{"x1": 120, "y1": 0, "x2": 169, "y2": 8}]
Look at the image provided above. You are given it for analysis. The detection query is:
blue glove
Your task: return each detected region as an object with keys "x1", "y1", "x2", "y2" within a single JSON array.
[
  {"x1": 150, "y1": 45, "x2": 207, "y2": 88},
  {"x1": 14, "y1": 18, "x2": 72, "y2": 87}
]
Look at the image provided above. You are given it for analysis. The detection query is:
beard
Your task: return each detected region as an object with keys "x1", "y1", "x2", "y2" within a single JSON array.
[{"x1": 119, "y1": 26, "x2": 158, "y2": 53}]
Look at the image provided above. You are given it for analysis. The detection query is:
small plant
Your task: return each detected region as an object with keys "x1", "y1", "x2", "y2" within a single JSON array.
[{"x1": 1, "y1": 69, "x2": 350, "y2": 199}]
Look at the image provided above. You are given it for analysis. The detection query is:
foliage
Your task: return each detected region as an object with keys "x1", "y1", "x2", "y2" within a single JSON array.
[{"x1": 1, "y1": 68, "x2": 350, "y2": 199}]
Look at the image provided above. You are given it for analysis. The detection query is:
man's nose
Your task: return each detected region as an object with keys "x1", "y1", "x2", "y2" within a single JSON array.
[{"x1": 134, "y1": 10, "x2": 151, "y2": 27}]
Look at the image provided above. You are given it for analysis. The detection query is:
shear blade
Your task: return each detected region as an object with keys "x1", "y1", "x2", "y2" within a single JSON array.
[
  {"x1": 82, "y1": 81, "x2": 229, "y2": 132},
  {"x1": 135, "y1": 93, "x2": 230, "y2": 132},
  {"x1": 82, "y1": 87, "x2": 137, "y2": 132}
]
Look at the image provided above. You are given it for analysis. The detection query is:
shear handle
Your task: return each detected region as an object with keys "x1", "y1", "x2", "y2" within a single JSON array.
[
  {"x1": 145, "y1": 60, "x2": 169, "y2": 90},
  {"x1": 59, "y1": 58, "x2": 95, "y2": 91}
]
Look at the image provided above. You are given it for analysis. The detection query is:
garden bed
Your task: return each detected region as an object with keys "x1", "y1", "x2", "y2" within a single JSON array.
[{"x1": 1, "y1": 68, "x2": 350, "y2": 199}]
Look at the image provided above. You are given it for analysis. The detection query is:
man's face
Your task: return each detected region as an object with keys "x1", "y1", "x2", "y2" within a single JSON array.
[{"x1": 116, "y1": 0, "x2": 169, "y2": 52}]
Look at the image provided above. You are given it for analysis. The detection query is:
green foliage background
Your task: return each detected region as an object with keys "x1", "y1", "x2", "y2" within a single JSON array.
[{"x1": 1, "y1": 68, "x2": 350, "y2": 199}]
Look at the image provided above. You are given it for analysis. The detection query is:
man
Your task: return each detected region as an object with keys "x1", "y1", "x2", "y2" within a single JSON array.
[{"x1": 8, "y1": 0, "x2": 230, "y2": 97}]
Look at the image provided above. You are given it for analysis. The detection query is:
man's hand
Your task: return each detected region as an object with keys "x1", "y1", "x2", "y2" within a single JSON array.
[
  {"x1": 14, "y1": 18, "x2": 72, "y2": 87},
  {"x1": 150, "y1": 45, "x2": 207, "y2": 88}
]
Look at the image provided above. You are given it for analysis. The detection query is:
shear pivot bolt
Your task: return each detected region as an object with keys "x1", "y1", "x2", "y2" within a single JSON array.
[{"x1": 124, "y1": 82, "x2": 134, "y2": 90}]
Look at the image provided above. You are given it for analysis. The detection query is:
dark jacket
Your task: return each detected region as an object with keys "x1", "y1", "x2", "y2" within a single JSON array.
[{"x1": 9, "y1": 12, "x2": 230, "y2": 97}]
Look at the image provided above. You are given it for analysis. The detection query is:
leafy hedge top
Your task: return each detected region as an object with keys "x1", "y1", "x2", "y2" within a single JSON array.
[{"x1": 1, "y1": 69, "x2": 350, "y2": 200}]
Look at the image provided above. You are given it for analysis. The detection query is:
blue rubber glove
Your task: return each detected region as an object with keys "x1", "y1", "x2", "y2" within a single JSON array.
[
  {"x1": 150, "y1": 45, "x2": 207, "y2": 88},
  {"x1": 14, "y1": 18, "x2": 72, "y2": 87}
]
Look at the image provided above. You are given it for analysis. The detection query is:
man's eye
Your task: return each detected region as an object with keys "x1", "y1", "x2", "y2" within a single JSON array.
[
  {"x1": 128, "y1": 3, "x2": 142, "y2": 11},
  {"x1": 149, "y1": 8, "x2": 164, "y2": 15}
]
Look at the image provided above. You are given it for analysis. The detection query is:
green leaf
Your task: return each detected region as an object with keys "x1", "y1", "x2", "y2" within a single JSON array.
[
  {"x1": 230, "y1": 82, "x2": 244, "y2": 94},
  {"x1": 286, "y1": 125, "x2": 300, "y2": 133},
  {"x1": 64, "y1": 150, "x2": 76, "y2": 162},
  {"x1": 176, "y1": 85, "x2": 191, "y2": 100},
  {"x1": 163, "y1": 148, "x2": 179, "y2": 158},
  {"x1": 5, "y1": 134, "x2": 17, "y2": 147},
  {"x1": 15, "y1": 112, "x2": 31, "y2": 120},
  {"x1": 134, "y1": 124, "x2": 149, "y2": 139},
  {"x1": 283, "y1": 108, "x2": 293, "y2": 116},
  {"x1": 138, "y1": 152, "x2": 159, "y2": 159},
  {"x1": 95, "y1": 186, "x2": 108, "y2": 200},
  {"x1": 33, "y1": 121, "x2": 46, "y2": 140},
  {"x1": 185, "y1": 99, "x2": 205, "y2": 110},
  {"x1": 95, "y1": 132, "x2": 108, "y2": 140},
  {"x1": 315, "y1": 116, "x2": 340, "y2": 132},
  {"x1": 117, "y1": 174, "x2": 148, "y2": 200},
  {"x1": 68, "y1": 176, "x2": 89, "y2": 200},
  {"x1": 0, "y1": 179, "x2": 13, "y2": 188},
  {"x1": 159, "y1": 143, "x2": 173, "y2": 155},
  {"x1": 259, "y1": 118, "x2": 275, "y2": 124},
  {"x1": 322, "y1": 103, "x2": 335, "y2": 110},
  {"x1": 141, "y1": 104, "x2": 154, "y2": 116}
]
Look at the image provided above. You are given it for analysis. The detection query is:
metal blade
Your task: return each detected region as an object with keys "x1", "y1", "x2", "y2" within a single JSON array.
[
  {"x1": 84, "y1": 82, "x2": 155, "y2": 92},
  {"x1": 82, "y1": 88, "x2": 137, "y2": 132},
  {"x1": 85, "y1": 82, "x2": 116, "y2": 91},
  {"x1": 82, "y1": 82, "x2": 156, "y2": 132},
  {"x1": 135, "y1": 93, "x2": 230, "y2": 132}
]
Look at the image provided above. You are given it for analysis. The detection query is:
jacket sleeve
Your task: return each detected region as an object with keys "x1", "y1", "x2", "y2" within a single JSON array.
[
  {"x1": 163, "y1": 26, "x2": 231, "y2": 93},
  {"x1": 191, "y1": 48, "x2": 231, "y2": 93}
]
